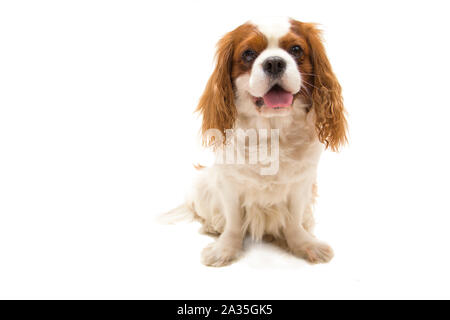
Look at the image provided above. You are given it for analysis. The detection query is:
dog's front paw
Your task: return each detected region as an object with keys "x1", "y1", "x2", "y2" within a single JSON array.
[
  {"x1": 201, "y1": 241, "x2": 240, "y2": 267},
  {"x1": 290, "y1": 240, "x2": 334, "y2": 264}
]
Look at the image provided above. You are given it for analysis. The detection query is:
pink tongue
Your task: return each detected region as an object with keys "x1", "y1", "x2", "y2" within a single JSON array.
[{"x1": 263, "y1": 86, "x2": 293, "y2": 108}]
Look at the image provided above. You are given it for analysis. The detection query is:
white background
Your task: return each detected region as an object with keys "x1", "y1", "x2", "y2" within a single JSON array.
[{"x1": 1, "y1": 0, "x2": 450, "y2": 299}]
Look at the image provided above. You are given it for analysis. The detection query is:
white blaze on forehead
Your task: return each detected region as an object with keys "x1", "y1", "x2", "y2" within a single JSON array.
[{"x1": 250, "y1": 17, "x2": 291, "y2": 47}]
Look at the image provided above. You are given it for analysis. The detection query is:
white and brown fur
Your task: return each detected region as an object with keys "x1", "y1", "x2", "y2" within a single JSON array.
[{"x1": 164, "y1": 17, "x2": 347, "y2": 267}]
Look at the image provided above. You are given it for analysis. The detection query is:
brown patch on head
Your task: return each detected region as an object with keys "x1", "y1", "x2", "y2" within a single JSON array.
[
  {"x1": 196, "y1": 23, "x2": 267, "y2": 145},
  {"x1": 230, "y1": 25, "x2": 267, "y2": 79},
  {"x1": 288, "y1": 19, "x2": 348, "y2": 151},
  {"x1": 279, "y1": 30, "x2": 314, "y2": 106}
]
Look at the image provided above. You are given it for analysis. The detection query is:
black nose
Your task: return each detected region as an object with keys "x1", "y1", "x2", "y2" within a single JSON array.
[{"x1": 263, "y1": 57, "x2": 286, "y2": 77}]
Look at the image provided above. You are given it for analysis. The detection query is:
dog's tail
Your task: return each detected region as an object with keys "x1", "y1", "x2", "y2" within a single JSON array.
[{"x1": 157, "y1": 203, "x2": 196, "y2": 224}]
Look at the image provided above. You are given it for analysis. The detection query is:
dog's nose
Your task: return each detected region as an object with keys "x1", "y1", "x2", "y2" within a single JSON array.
[{"x1": 263, "y1": 57, "x2": 286, "y2": 77}]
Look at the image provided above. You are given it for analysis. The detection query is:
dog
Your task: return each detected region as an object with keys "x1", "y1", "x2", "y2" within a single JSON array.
[{"x1": 164, "y1": 17, "x2": 347, "y2": 267}]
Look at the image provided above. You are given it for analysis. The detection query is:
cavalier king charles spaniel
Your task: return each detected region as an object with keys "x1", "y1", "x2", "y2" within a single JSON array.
[{"x1": 164, "y1": 17, "x2": 347, "y2": 267}]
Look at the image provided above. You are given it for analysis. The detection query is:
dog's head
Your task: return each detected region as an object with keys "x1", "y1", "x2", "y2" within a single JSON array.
[{"x1": 196, "y1": 17, "x2": 347, "y2": 151}]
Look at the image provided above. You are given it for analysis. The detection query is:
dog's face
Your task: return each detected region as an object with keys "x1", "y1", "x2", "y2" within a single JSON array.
[
  {"x1": 197, "y1": 17, "x2": 347, "y2": 151},
  {"x1": 232, "y1": 18, "x2": 313, "y2": 118}
]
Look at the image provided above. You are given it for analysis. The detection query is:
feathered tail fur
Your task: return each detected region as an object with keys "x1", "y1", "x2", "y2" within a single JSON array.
[{"x1": 157, "y1": 204, "x2": 196, "y2": 224}]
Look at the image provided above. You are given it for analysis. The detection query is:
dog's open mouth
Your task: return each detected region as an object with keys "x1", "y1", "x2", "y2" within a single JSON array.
[{"x1": 253, "y1": 84, "x2": 294, "y2": 110}]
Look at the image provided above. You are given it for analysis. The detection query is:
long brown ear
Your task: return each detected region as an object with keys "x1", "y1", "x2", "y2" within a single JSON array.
[
  {"x1": 303, "y1": 23, "x2": 347, "y2": 151},
  {"x1": 196, "y1": 31, "x2": 236, "y2": 146}
]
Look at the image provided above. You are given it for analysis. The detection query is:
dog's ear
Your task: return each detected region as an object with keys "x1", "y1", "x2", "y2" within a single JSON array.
[
  {"x1": 302, "y1": 23, "x2": 347, "y2": 151},
  {"x1": 196, "y1": 31, "x2": 236, "y2": 146}
]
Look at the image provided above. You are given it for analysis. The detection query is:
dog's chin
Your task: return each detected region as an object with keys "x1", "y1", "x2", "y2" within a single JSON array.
[
  {"x1": 250, "y1": 84, "x2": 297, "y2": 118},
  {"x1": 255, "y1": 104, "x2": 293, "y2": 117}
]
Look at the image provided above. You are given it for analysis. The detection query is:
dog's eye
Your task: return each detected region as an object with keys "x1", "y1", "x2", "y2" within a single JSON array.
[
  {"x1": 289, "y1": 45, "x2": 303, "y2": 58},
  {"x1": 242, "y1": 49, "x2": 257, "y2": 63}
]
